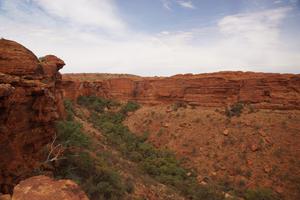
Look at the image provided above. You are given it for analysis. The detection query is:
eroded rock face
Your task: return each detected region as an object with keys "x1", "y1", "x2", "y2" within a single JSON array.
[
  {"x1": 0, "y1": 39, "x2": 41, "y2": 76},
  {"x1": 12, "y1": 176, "x2": 89, "y2": 200},
  {"x1": 0, "y1": 39, "x2": 65, "y2": 193},
  {"x1": 39, "y1": 55, "x2": 65, "y2": 80},
  {"x1": 62, "y1": 72, "x2": 300, "y2": 110}
]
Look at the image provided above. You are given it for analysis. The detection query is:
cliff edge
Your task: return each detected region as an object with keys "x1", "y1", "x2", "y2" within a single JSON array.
[
  {"x1": 62, "y1": 72, "x2": 300, "y2": 110},
  {"x1": 0, "y1": 39, "x2": 65, "y2": 193}
]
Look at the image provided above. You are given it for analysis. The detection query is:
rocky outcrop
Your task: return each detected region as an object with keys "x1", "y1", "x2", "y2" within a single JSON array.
[
  {"x1": 11, "y1": 176, "x2": 88, "y2": 200},
  {"x1": 0, "y1": 40, "x2": 41, "y2": 76},
  {"x1": 62, "y1": 72, "x2": 300, "y2": 110},
  {"x1": 0, "y1": 39, "x2": 65, "y2": 194}
]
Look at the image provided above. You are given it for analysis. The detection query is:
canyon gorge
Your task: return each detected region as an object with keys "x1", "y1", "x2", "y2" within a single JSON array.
[{"x1": 0, "y1": 39, "x2": 299, "y2": 200}]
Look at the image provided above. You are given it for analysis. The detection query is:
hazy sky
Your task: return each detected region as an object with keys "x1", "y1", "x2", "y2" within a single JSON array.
[{"x1": 0, "y1": 0, "x2": 299, "y2": 75}]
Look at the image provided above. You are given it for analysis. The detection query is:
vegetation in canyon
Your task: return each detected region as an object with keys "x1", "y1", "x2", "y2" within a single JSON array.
[{"x1": 50, "y1": 96, "x2": 286, "y2": 200}]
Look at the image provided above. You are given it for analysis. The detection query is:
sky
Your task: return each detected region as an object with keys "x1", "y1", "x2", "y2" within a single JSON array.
[{"x1": 0, "y1": 0, "x2": 299, "y2": 75}]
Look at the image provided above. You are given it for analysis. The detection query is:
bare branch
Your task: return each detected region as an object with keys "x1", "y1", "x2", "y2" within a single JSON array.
[{"x1": 44, "y1": 133, "x2": 65, "y2": 164}]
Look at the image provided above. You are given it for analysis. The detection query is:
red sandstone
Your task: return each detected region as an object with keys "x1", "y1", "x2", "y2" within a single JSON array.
[
  {"x1": 62, "y1": 72, "x2": 300, "y2": 110},
  {"x1": 0, "y1": 39, "x2": 65, "y2": 193}
]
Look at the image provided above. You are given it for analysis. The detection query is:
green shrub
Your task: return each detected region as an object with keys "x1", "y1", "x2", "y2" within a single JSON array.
[
  {"x1": 55, "y1": 151, "x2": 126, "y2": 200},
  {"x1": 64, "y1": 99, "x2": 75, "y2": 121},
  {"x1": 245, "y1": 188, "x2": 277, "y2": 200},
  {"x1": 56, "y1": 120, "x2": 90, "y2": 148},
  {"x1": 120, "y1": 101, "x2": 140, "y2": 114},
  {"x1": 172, "y1": 101, "x2": 187, "y2": 111},
  {"x1": 157, "y1": 128, "x2": 164, "y2": 136},
  {"x1": 125, "y1": 178, "x2": 135, "y2": 193},
  {"x1": 179, "y1": 181, "x2": 224, "y2": 200},
  {"x1": 85, "y1": 167, "x2": 125, "y2": 200},
  {"x1": 59, "y1": 100, "x2": 90, "y2": 148},
  {"x1": 77, "y1": 96, "x2": 119, "y2": 112},
  {"x1": 225, "y1": 102, "x2": 244, "y2": 117}
]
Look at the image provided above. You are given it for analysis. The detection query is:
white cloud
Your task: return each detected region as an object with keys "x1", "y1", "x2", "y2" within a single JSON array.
[
  {"x1": 0, "y1": 1, "x2": 299, "y2": 76},
  {"x1": 274, "y1": 0, "x2": 282, "y2": 4},
  {"x1": 218, "y1": 7, "x2": 291, "y2": 46},
  {"x1": 162, "y1": 0, "x2": 172, "y2": 10},
  {"x1": 32, "y1": 0, "x2": 126, "y2": 31},
  {"x1": 177, "y1": 1, "x2": 196, "y2": 9},
  {"x1": 161, "y1": 0, "x2": 196, "y2": 10}
]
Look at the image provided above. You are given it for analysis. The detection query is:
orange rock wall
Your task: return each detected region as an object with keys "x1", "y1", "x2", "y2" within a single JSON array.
[
  {"x1": 62, "y1": 72, "x2": 300, "y2": 110},
  {"x1": 0, "y1": 39, "x2": 65, "y2": 193}
]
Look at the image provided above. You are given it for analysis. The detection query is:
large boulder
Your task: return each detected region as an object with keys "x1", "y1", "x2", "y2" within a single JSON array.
[
  {"x1": 40, "y1": 55, "x2": 65, "y2": 79},
  {"x1": 0, "y1": 39, "x2": 41, "y2": 76},
  {"x1": 12, "y1": 176, "x2": 89, "y2": 200}
]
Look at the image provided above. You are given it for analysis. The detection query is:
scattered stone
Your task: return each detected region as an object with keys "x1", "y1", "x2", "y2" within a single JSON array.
[
  {"x1": 247, "y1": 159, "x2": 253, "y2": 166},
  {"x1": 259, "y1": 130, "x2": 267, "y2": 137},
  {"x1": 223, "y1": 129, "x2": 229, "y2": 136},
  {"x1": 275, "y1": 186, "x2": 284, "y2": 194},
  {"x1": 220, "y1": 165, "x2": 227, "y2": 170},
  {"x1": 163, "y1": 123, "x2": 169, "y2": 128},
  {"x1": 166, "y1": 108, "x2": 173, "y2": 113},
  {"x1": 200, "y1": 181, "x2": 208, "y2": 185},
  {"x1": 179, "y1": 123, "x2": 187, "y2": 127},
  {"x1": 245, "y1": 121, "x2": 252, "y2": 126},
  {"x1": 127, "y1": 111, "x2": 134, "y2": 116},
  {"x1": 224, "y1": 193, "x2": 233, "y2": 199},
  {"x1": 264, "y1": 165, "x2": 272, "y2": 173},
  {"x1": 265, "y1": 137, "x2": 272, "y2": 144},
  {"x1": 250, "y1": 144, "x2": 259, "y2": 152},
  {"x1": 197, "y1": 175, "x2": 203, "y2": 182}
]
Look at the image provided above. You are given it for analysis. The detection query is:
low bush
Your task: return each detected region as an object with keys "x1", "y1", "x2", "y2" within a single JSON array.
[
  {"x1": 54, "y1": 151, "x2": 126, "y2": 200},
  {"x1": 120, "y1": 101, "x2": 140, "y2": 114},
  {"x1": 125, "y1": 178, "x2": 135, "y2": 193},
  {"x1": 172, "y1": 101, "x2": 187, "y2": 111},
  {"x1": 225, "y1": 102, "x2": 244, "y2": 117},
  {"x1": 77, "y1": 96, "x2": 119, "y2": 112},
  {"x1": 56, "y1": 120, "x2": 90, "y2": 148},
  {"x1": 244, "y1": 188, "x2": 278, "y2": 200},
  {"x1": 64, "y1": 99, "x2": 75, "y2": 121}
]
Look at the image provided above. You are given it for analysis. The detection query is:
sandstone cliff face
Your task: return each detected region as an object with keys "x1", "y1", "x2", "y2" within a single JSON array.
[
  {"x1": 62, "y1": 72, "x2": 300, "y2": 110},
  {"x1": 0, "y1": 39, "x2": 65, "y2": 193}
]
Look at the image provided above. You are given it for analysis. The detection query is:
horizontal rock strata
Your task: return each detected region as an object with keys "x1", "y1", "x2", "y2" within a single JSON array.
[{"x1": 62, "y1": 72, "x2": 300, "y2": 110}]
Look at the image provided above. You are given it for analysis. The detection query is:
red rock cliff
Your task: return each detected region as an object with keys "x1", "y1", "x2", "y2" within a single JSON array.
[
  {"x1": 0, "y1": 39, "x2": 65, "y2": 193},
  {"x1": 62, "y1": 72, "x2": 300, "y2": 110}
]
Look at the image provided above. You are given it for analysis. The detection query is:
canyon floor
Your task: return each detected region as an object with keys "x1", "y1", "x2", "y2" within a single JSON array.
[
  {"x1": 61, "y1": 98, "x2": 300, "y2": 200},
  {"x1": 125, "y1": 104, "x2": 300, "y2": 199}
]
